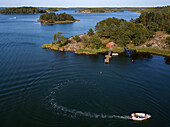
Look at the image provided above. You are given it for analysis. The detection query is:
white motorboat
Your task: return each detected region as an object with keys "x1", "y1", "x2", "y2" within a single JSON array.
[
  {"x1": 112, "y1": 53, "x2": 119, "y2": 56},
  {"x1": 130, "y1": 113, "x2": 151, "y2": 121}
]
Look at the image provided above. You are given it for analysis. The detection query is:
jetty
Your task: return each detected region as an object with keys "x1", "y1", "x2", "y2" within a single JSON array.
[
  {"x1": 104, "y1": 48, "x2": 112, "y2": 64},
  {"x1": 104, "y1": 42, "x2": 115, "y2": 64}
]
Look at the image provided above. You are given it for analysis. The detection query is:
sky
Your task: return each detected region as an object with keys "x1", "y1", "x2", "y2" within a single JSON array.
[{"x1": 0, "y1": 0, "x2": 169, "y2": 7}]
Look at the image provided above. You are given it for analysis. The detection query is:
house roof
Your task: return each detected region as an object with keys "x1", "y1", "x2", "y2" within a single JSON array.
[{"x1": 107, "y1": 42, "x2": 115, "y2": 45}]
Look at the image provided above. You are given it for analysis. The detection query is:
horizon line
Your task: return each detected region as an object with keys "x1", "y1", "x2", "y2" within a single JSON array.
[{"x1": 0, "y1": 5, "x2": 169, "y2": 8}]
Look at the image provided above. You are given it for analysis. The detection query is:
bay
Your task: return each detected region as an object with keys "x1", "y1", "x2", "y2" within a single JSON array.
[{"x1": 0, "y1": 9, "x2": 169, "y2": 127}]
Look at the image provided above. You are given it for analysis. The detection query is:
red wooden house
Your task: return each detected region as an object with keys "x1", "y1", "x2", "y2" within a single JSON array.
[{"x1": 106, "y1": 42, "x2": 115, "y2": 48}]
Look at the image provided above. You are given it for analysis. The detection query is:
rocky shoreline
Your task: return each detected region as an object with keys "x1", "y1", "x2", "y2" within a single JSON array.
[
  {"x1": 42, "y1": 32, "x2": 170, "y2": 56},
  {"x1": 38, "y1": 19, "x2": 80, "y2": 25}
]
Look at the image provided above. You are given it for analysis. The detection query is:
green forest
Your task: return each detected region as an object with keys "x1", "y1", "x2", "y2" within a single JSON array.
[
  {"x1": 0, "y1": 7, "x2": 46, "y2": 14},
  {"x1": 39, "y1": 12, "x2": 75, "y2": 24},
  {"x1": 95, "y1": 17, "x2": 153, "y2": 46},
  {"x1": 95, "y1": 6, "x2": 170, "y2": 46},
  {"x1": 135, "y1": 6, "x2": 170, "y2": 34}
]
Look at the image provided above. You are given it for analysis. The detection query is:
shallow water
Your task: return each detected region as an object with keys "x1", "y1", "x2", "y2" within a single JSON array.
[{"x1": 0, "y1": 9, "x2": 169, "y2": 127}]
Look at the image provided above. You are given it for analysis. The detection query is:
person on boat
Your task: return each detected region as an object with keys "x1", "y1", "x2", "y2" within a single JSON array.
[{"x1": 135, "y1": 114, "x2": 139, "y2": 118}]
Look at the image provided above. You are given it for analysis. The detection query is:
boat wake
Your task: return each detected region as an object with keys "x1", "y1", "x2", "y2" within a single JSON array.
[
  {"x1": 44, "y1": 90, "x2": 131, "y2": 120},
  {"x1": 9, "y1": 17, "x2": 16, "y2": 20}
]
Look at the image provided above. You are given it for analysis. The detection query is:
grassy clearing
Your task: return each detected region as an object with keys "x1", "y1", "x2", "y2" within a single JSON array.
[
  {"x1": 75, "y1": 49, "x2": 97, "y2": 55},
  {"x1": 75, "y1": 48, "x2": 109, "y2": 55},
  {"x1": 127, "y1": 46, "x2": 170, "y2": 56},
  {"x1": 136, "y1": 47, "x2": 170, "y2": 56},
  {"x1": 112, "y1": 47, "x2": 124, "y2": 53},
  {"x1": 42, "y1": 43, "x2": 53, "y2": 49},
  {"x1": 50, "y1": 45, "x2": 59, "y2": 50}
]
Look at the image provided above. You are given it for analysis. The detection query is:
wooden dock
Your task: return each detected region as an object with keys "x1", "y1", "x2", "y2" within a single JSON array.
[{"x1": 104, "y1": 48, "x2": 112, "y2": 64}]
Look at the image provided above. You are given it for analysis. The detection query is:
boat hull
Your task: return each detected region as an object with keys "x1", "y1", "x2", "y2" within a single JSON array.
[{"x1": 131, "y1": 113, "x2": 151, "y2": 121}]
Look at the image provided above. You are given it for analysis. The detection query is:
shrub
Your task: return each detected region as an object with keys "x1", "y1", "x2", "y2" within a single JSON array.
[
  {"x1": 73, "y1": 35, "x2": 81, "y2": 42},
  {"x1": 166, "y1": 37, "x2": 170, "y2": 41},
  {"x1": 146, "y1": 44, "x2": 152, "y2": 47}
]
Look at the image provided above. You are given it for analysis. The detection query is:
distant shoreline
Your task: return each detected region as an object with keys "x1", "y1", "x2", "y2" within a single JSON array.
[
  {"x1": 75, "y1": 8, "x2": 124, "y2": 13},
  {"x1": 0, "y1": 7, "x2": 46, "y2": 14},
  {"x1": 0, "y1": 7, "x2": 150, "y2": 14}
]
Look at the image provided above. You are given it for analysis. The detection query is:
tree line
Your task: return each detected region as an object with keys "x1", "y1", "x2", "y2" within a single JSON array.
[
  {"x1": 135, "y1": 6, "x2": 170, "y2": 34},
  {"x1": 0, "y1": 7, "x2": 46, "y2": 14}
]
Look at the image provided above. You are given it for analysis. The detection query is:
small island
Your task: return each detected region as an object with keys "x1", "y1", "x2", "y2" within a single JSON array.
[
  {"x1": 75, "y1": 8, "x2": 124, "y2": 13},
  {"x1": 42, "y1": 6, "x2": 170, "y2": 56},
  {"x1": 44, "y1": 8, "x2": 59, "y2": 12},
  {"x1": 0, "y1": 7, "x2": 46, "y2": 14},
  {"x1": 38, "y1": 12, "x2": 80, "y2": 24}
]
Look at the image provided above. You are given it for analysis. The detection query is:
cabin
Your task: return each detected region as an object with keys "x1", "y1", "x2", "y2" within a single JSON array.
[{"x1": 106, "y1": 42, "x2": 115, "y2": 48}]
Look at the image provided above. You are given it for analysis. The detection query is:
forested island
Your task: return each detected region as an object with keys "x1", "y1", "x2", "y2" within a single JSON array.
[
  {"x1": 75, "y1": 8, "x2": 124, "y2": 13},
  {"x1": 0, "y1": 7, "x2": 46, "y2": 14},
  {"x1": 42, "y1": 6, "x2": 170, "y2": 56},
  {"x1": 38, "y1": 12, "x2": 80, "y2": 24},
  {"x1": 0, "y1": 7, "x2": 67, "y2": 14}
]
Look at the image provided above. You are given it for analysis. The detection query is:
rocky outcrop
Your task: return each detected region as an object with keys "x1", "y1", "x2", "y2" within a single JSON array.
[
  {"x1": 64, "y1": 42, "x2": 84, "y2": 51},
  {"x1": 137, "y1": 32, "x2": 170, "y2": 49}
]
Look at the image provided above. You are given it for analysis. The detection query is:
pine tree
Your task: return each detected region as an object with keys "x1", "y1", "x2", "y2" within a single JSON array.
[{"x1": 87, "y1": 28, "x2": 94, "y2": 36}]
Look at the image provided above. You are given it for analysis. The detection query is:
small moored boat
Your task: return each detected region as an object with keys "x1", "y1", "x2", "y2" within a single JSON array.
[
  {"x1": 130, "y1": 113, "x2": 151, "y2": 121},
  {"x1": 112, "y1": 53, "x2": 119, "y2": 56}
]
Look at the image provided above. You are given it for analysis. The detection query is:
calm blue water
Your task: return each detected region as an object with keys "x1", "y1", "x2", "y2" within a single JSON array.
[{"x1": 0, "y1": 9, "x2": 170, "y2": 127}]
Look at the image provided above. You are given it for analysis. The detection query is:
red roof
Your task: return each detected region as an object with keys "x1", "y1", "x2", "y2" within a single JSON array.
[{"x1": 108, "y1": 42, "x2": 115, "y2": 45}]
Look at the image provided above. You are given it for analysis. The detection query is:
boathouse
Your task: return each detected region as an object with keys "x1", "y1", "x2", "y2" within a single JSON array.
[{"x1": 106, "y1": 42, "x2": 115, "y2": 48}]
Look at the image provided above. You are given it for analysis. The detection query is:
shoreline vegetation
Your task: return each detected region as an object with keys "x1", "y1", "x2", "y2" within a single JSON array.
[
  {"x1": 42, "y1": 32, "x2": 170, "y2": 57},
  {"x1": 42, "y1": 6, "x2": 170, "y2": 57},
  {"x1": 75, "y1": 8, "x2": 124, "y2": 13},
  {"x1": 38, "y1": 12, "x2": 79, "y2": 24}
]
